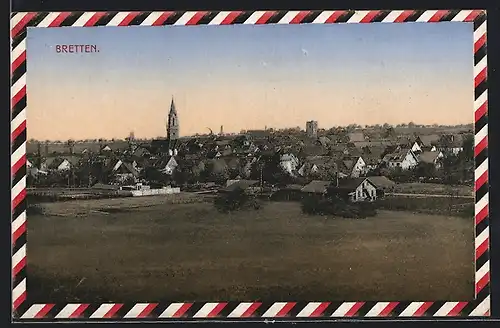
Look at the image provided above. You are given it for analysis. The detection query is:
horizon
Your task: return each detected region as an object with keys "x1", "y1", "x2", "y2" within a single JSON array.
[
  {"x1": 27, "y1": 122, "x2": 473, "y2": 143},
  {"x1": 27, "y1": 22, "x2": 474, "y2": 140}
]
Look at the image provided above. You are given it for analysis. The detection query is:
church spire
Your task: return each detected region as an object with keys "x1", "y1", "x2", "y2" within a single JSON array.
[{"x1": 167, "y1": 96, "x2": 179, "y2": 142}]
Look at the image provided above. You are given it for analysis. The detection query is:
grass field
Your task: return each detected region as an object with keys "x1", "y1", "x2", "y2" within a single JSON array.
[
  {"x1": 28, "y1": 196, "x2": 474, "y2": 303},
  {"x1": 391, "y1": 183, "x2": 473, "y2": 196}
]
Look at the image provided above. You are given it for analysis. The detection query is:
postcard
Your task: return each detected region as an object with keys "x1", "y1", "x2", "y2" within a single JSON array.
[{"x1": 11, "y1": 10, "x2": 488, "y2": 321}]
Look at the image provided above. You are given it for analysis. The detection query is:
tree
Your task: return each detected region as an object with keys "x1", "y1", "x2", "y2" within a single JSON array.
[
  {"x1": 408, "y1": 122, "x2": 416, "y2": 128},
  {"x1": 462, "y1": 134, "x2": 474, "y2": 161},
  {"x1": 415, "y1": 162, "x2": 436, "y2": 179}
]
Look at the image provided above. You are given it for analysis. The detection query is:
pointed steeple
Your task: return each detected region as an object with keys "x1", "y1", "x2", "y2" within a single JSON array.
[{"x1": 166, "y1": 96, "x2": 179, "y2": 142}]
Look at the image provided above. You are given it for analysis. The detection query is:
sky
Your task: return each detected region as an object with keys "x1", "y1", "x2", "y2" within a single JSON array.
[{"x1": 26, "y1": 22, "x2": 474, "y2": 140}]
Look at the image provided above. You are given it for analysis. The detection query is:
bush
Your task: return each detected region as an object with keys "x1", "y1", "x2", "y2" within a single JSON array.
[
  {"x1": 214, "y1": 187, "x2": 262, "y2": 213},
  {"x1": 301, "y1": 196, "x2": 377, "y2": 219}
]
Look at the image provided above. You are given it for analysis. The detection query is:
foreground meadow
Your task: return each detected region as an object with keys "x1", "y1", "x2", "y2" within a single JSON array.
[{"x1": 27, "y1": 196, "x2": 474, "y2": 302}]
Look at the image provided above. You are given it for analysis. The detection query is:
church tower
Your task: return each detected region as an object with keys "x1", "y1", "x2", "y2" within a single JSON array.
[{"x1": 167, "y1": 97, "x2": 179, "y2": 141}]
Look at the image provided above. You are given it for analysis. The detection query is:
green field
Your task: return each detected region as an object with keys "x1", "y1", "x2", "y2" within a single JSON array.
[{"x1": 28, "y1": 196, "x2": 474, "y2": 303}]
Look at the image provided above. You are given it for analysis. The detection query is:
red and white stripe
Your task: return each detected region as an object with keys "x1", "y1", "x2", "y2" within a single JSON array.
[
  {"x1": 433, "y1": 302, "x2": 468, "y2": 317},
  {"x1": 399, "y1": 302, "x2": 433, "y2": 317},
  {"x1": 365, "y1": 302, "x2": 399, "y2": 317},
  {"x1": 227, "y1": 302, "x2": 261, "y2": 318},
  {"x1": 89, "y1": 304, "x2": 123, "y2": 318},
  {"x1": 159, "y1": 303, "x2": 192, "y2": 318},
  {"x1": 262, "y1": 302, "x2": 296, "y2": 317},
  {"x1": 12, "y1": 210, "x2": 26, "y2": 242},
  {"x1": 192, "y1": 302, "x2": 227, "y2": 318},
  {"x1": 296, "y1": 302, "x2": 329, "y2": 317},
  {"x1": 123, "y1": 303, "x2": 157, "y2": 318},
  {"x1": 21, "y1": 304, "x2": 54, "y2": 319},
  {"x1": 12, "y1": 278, "x2": 26, "y2": 309},
  {"x1": 476, "y1": 193, "x2": 488, "y2": 219},
  {"x1": 12, "y1": 244, "x2": 26, "y2": 275},
  {"x1": 331, "y1": 302, "x2": 364, "y2": 317},
  {"x1": 55, "y1": 304, "x2": 89, "y2": 318},
  {"x1": 469, "y1": 295, "x2": 490, "y2": 316}
]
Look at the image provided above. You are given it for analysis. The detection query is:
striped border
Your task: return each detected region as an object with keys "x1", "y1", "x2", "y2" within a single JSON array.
[{"x1": 11, "y1": 10, "x2": 489, "y2": 320}]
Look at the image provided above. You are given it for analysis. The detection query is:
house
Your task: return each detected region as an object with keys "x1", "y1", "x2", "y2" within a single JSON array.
[
  {"x1": 298, "y1": 156, "x2": 337, "y2": 178},
  {"x1": 366, "y1": 176, "x2": 396, "y2": 196},
  {"x1": 327, "y1": 177, "x2": 378, "y2": 202},
  {"x1": 101, "y1": 145, "x2": 113, "y2": 152},
  {"x1": 271, "y1": 184, "x2": 304, "y2": 201},
  {"x1": 410, "y1": 141, "x2": 422, "y2": 153},
  {"x1": 382, "y1": 148, "x2": 419, "y2": 170},
  {"x1": 109, "y1": 159, "x2": 139, "y2": 183},
  {"x1": 437, "y1": 134, "x2": 464, "y2": 155},
  {"x1": 301, "y1": 180, "x2": 332, "y2": 195},
  {"x1": 221, "y1": 179, "x2": 260, "y2": 193},
  {"x1": 416, "y1": 135, "x2": 440, "y2": 149},
  {"x1": 342, "y1": 156, "x2": 367, "y2": 178},
  {"x1": 159, "y1": 156, "x2": 178, "y2": 175},
  {"x1": 280, "y1": 153, "x2": 300, "y2": 176},
  {"x1": 348, "y1": 132, "x2": 366, "y2": 143},
  {"x1": 44, "y1": 156, "x2": 79, "y2": 171},
  {"x1": 418, "y1": 151, "x2": 444, "y2": 168}
]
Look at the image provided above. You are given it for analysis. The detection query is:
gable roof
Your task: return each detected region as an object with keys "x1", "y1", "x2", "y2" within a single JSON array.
[
  {"x1": 301, "y1": 180, "x2": 332, "y2": 193},
  {"x1": 221, "y1": 179, "x2": 259, "y2": 192},
  {"x1": 419, "y1": 151, "x2": 442, "y2": 164},
  {"x1": 383, "y1": 148, "x2": 416, "y2": 162},
  {"x1": 366, "y1": 176, "x2": 395, "y2": 189},
  {"x1": 418, "y1": 135, "x2": 440, "y2": 147}
]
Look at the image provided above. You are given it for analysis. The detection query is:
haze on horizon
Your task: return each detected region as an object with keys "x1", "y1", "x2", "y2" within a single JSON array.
[{"x1": 26, "y1": 22, "x2": 474, "y2": 140}]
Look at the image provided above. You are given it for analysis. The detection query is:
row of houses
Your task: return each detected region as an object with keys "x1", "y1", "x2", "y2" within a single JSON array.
[{"x1": 223, "y1": 176, "x2": 396, "y2": 203}]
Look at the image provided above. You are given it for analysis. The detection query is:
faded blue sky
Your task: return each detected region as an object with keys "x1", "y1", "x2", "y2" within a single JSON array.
[{"x1": 27, "y1": 22, "x2": 473, "y2": 140}]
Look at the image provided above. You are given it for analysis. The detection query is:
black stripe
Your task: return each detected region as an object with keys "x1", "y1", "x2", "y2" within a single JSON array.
[
  {"x1": 287, "y1": 302, "x2": 308, "y2": 317},
  {"x1": 183, "y1": 302, "x2": 205, "y2": 318},
  {"x1": 475, "y1": 214, "x2": 489, "y2": 236},
  {"x1": 404, "y1": 10, "x2": 425, "y2": 22},
  {"x1": 11, "y1": 62, "x2": 26, "y2": 87},
  {"x1": 13, "y1": 164, "x2": 26, "y2": 189},
  {"x1": 475, "y1": 80, "x2": 487, "y2": 100},
  {"x1": 475, "y1": 148, "x2": 488, "y2": 169},
  {"x1": 476, "y1": 183, "x2": 488, "y2": 202},
  {"x1": 371, "y1": 11, "x2": 391, "y2": 23},
  {"x1": 94, "y1": 12, "x2": 118, "y2": 26},
  {"x1": 13, "y1": 300, "x2": 31, "y2": 321},
  {"x1": 321, "y1": 302, "x2": 343, "y2": 316},
  {"x1": 442, "y1": 10, "x2": 460, "y2": 21},
  {"x1": 60, "y1": 12, "x2": 84, "y2": 26},
  {"x1": 356, "y1": 302, "x2": 377, "y2": 316},
  {"x1": 13, "y1": 263, "x2": 26, "y2": 287},
  {"x1": 114, "y1": 303, "x2": 136, "y2": 318},
  {"x1": 267, "y1": 11, "x2": 288, "y2": 24},
  {"x1": 12, "y1": 230, "x2": 26, "y2": 254},
  {"x1": 12, "y1": 95, "x2": 27, "y2": 122},
  {"x1": 148, "y1": 303, "x2": 169, "y2": 318},
  {"x1": 11, "y1": 33, "x2": 25, "y2": 50},
  {"x1": 12, "y1": 130, "x2": 27, "y2": 155},
  {"x1": 391, "y1": 302, "x2": 412, "y2": 316},
  {"x1": 473, "y1": 12, "x2": 486, "y2": 30},
  {"x1": 476, "y1": 280, "x2": 490, "y2": 301},
  {"x1": 164, "y1": 11, "x2": 186, "y2": 25},
  {"x1": 475, "y1": 114, "x2": 488, "y2": 133},
  {"x1": 128, "y1": 12, "x2": 150, "y2": 26},
  {"x1": 337, "y1": 10, "x2": 355, "y2": 23},
  {"x1": 474, "y1": 44, "x2": 487, "y2": 65},
  {"x1": 425, "y1": 302, "x2": 446, "y2": 316},
  {"x1": 216, "y1": 302, "x2": 239, "y2": 317},
  {"x1": 195, "y1": 12, "x2": 218, "y2": 25},
  {"x1": 300, "y1": 11, "x2": 322, "y2": 24},
  {"x1": 13, "y1": 198, "x2": 26, "y2": 221},
  {"x1": 27, "y1": 12, "x2": 50, "y2": 27},
  {"x1": 252, "y1": 302, "x2": 274, "y2": 317},
  {"x1": 82, "y1": 303, "x2": 103, "y2": 318},
  {"x1": 461, "y1": 300, "x2": 480, "y2": 316},
  {"x1": 45, "y1": 304, "x2": 68, "y2": 319},
  {"x1": 232, "y1": 11, "x2": 254, "y2": 24},
  {"x1": 476, "y1": 248, "x2": 489, "y2": 269}
]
